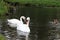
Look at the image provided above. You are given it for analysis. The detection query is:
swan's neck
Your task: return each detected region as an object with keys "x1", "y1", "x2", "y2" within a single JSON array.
[
  {"x1": 26, "y1": 20, "x2": 30, "y2": 26},
  {"x1": 20, "y1": 17, "x2": 23, "y2": 21}
]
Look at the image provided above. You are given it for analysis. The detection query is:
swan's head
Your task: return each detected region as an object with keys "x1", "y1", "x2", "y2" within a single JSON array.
[
  {"x1": 27, "y1": 17, "x2": 30, "y2": 21},
  {"x1": 20, "y1": 16, "x2": 25, "y2": 20},
  {"x1": 26, "y1": 17, "x2": 30, "y2": 25},
  {"x1": 20, "y1": 16, "x2": 27, "y2": 24},
  {"x1": 26, "y1": 17, "x2": 30, "y2": 23}
]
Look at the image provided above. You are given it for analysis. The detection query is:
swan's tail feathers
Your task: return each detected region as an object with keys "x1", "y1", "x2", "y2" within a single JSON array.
[
  {"x1": 7, "y1": 19, "x2": 10, "y2": 21},
  {"x1": 6, "y1": 19, "x2": 10, "y2": 26},
  {"x1": 7, "y1": 19, "x2": 11, "y2": 23},
  {"x1": 7, "y1": 19, "x2": 9, "y2": 21}
]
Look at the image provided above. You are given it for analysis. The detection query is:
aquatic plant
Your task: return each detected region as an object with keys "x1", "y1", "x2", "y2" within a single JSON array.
[{"x1": 0, "y1": 34, "x2": 6, "y2": 40}]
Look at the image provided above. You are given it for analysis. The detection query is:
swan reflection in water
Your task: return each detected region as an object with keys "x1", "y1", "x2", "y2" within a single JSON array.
[{"x1": 7, "y1": 16, "x2": 30, "y2": 40}]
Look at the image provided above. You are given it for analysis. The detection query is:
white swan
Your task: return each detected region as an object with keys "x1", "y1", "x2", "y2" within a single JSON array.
[
  {"x1": 7, "y1": 16, "x2": 30, "y2": 40},
  {"x1": 7, "y1": 16, "x2": 25, "y2": 27},
  {"x1": 17, "y1": 17, "x2": 30, "y2": 40}
]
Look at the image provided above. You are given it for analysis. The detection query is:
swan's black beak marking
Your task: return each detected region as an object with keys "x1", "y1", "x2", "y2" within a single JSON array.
[{"x1": 22, "y1": 18, "x2": 26, "y2": 24}]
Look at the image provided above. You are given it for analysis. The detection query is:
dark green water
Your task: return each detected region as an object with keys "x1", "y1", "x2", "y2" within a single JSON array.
[{"x1": 0, "y1": 7, "x2": 60, "y2": 40}]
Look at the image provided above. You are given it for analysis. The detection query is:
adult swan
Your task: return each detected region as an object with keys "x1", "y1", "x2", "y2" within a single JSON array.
[
  {"x1": 7, "y1": 16, "x2": 25, "y2": 27},
  {"x1": 17, "y1": 17, "x2": 30, "y2": 40}
]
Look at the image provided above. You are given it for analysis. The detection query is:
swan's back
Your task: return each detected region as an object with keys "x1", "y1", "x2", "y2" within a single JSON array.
[
  {"x1": 17, "y1": 24, "x2": 30, "y2": 33},
  {"x1": 8, "y1": 19, "x2": 19, "y2": 23},
  {"x1": 7, "y1": 19, "x2": 23, "y2": 27}
]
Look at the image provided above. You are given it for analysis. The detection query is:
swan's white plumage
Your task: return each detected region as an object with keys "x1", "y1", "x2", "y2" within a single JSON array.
[
  {"x1": 7, "y1": 16, "x2": 30, "y2": 32},
  {"x1": 7, "y1": 16, "x2": 30, "y2": 40},
  {"x1": 17, "y1": 24, "x2": 30, "y2": 32},
  {"x1": 7, "y1": 19, "x2": 20, "y2": 24},
  {"x1": 7, "y1": 16, "x2": 25, "y2": 27},
  {"x1": 7, "y1": 19, "x2": 22, "y2": 27}
]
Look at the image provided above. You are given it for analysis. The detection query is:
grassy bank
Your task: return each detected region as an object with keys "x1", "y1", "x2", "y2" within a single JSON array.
[
  {"x1": 4, "y1": 0, "x2": 60, "y2": 7},
  {"x1": 0, "y1": 34, "x2": 6, "y2": 40},
  {"x1": 0, "y1": 0, "x2": 8, "y2": 15}
]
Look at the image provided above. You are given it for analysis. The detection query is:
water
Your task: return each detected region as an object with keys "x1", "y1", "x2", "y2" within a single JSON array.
[
  {"x1": 0, "y1": 20, "x2": 38, "y2": 40},
  {"x1": 0, "y1": 20, "x2": 48, "y2": 40},
  {"x1": 0, "y1": 7, "x2": 60, "y2": 40}
]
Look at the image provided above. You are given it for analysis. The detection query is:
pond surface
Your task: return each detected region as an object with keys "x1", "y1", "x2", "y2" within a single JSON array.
[
  {"x1": 0, "y1": 7, "x2": 60, "y2": 40},
  {"x1": 0, "y1": 18, "x2": 39, "y2": 40}
]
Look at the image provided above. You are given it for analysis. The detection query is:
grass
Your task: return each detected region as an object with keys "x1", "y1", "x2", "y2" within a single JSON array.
[
  {"x1": 0, "y1": 1, "x2": 8, "y2": 15},
  {"x1": 5, "y1": 0, "x2": 60, "y2": 7},
  {"x1": 0, "y1": 34, "x2": 6, "y2": 40}
]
